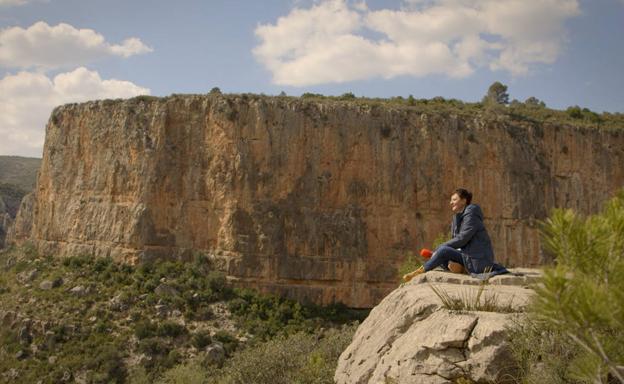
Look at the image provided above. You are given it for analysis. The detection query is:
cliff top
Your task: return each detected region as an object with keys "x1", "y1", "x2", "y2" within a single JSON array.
[{"x1": 52, "y1": 92, "x2": 624, "y2": 133}]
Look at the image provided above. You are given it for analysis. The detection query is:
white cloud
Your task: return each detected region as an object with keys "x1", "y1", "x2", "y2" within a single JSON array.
[
  {"x1": 0, "y1": 0, "x2": 47, "y2": 6},
  {"x1": 0, "y1": 67, "x2": 150, "y2": 157},
  {"x1": 0, "y1": 0, "x2": 28, "y2": 6},
  {"x1": 253, "y1": 0, "x2": 580, "y2": 86},
  {"x1": 0, "y1": 21, "x2": 152, "y2": 69}
]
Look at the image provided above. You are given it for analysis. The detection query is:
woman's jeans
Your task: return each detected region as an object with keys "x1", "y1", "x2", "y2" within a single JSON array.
[{"x1": 424, "y1": 245, "x2": 464, "y2": 271}]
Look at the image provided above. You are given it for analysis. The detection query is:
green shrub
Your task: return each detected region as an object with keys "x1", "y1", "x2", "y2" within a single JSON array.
[
  {"x1": 155, "y1": 359, "x2": 216, "y2": 384},
  {"x1": 509, "y1": 319, "x2": 578, "y2": 384},
  {"x1": 157, "y1": 321, "x2": 187, "y2": 338},
  {"x1": 93, "y1": 256, "x2": 113, "y2": 273},
  {"x1": 566, "y1": 105, "x2": 583, "y2": 119},
  {"x1": 228, "y1": 288, "x2": 367, "y2": 340},
  {"x1": 63, "y1": 254, "x2": 94, "y2": 269},
  {"x1": 213, "y1": 330, "x2": 239, "y2": 356},
  {"x1": 139, "y1": 337, "x2": 171, "y2": 356},
  {"x1": 86, "y1": 344, "x2": 128, "y2": 383},
  {"x1": 135, "y1": 320, "x2": 158, "y2": 339},
  {"x1": 206, "y1": 270, "x2": 227, "y2": 293},
  {"x1": 164, "y1": 349, "x2": 183, "y2": 368},
  {"x1": 397, "y1": 251, "x2": 421, "y2": 283},
  {"x1": 216, "y1": 325, "x2": 356, "y2": 384},
  {"x1": 187, "y1": 304, "x2": 214, "y2": 321},
  {"x1": 191, "y1": 330, "x2": 212, "y2": 350},
  {"x1": 510, "y1": 188, "x2": 624, "y2": 383},
  {"x1": 301, "y1": 92, "x2": 323, "y2": 99},
  {"x1": 339, "y1": 92, "x2": 356, "y2": 100}
]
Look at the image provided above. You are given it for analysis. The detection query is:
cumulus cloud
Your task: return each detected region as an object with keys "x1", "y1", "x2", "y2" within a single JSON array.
[
  {"x1": 0, "y1": 0, "x2": 29, "y2": 6},
  {"x1": 0, "y1": 0, "x2": 48, "y2": 6},
  {"x1": 253, "y1": 0, "x2": 580, "y2": 86},
  {"x1": 0, "y1": 21, "x2": 152, "y2": 69},
  {"x1": 0, "y1": 67, "x2": 150, "y2": 157}
]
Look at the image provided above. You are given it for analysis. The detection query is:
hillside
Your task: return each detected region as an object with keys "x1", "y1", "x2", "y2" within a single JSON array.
[{"x1": 0, "y1": 245, "x2": 366, "y2": 383}]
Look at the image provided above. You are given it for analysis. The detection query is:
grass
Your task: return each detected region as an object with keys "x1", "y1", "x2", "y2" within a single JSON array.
[
  {"x1": 508, "y1": 318, "x2": 580, "y2": 384},
  {"x1": 429, "y1": 281, "x2": 518, "y2": 313}
]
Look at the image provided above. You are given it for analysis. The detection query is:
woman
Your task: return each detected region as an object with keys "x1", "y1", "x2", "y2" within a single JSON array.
[{"x1": 403, "y1": 188, "x2": 499, "y2": 282}]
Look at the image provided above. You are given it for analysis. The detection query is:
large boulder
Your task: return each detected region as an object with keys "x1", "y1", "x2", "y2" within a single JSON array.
[{"x1": 335, "y1": 269, "x2": 541, "y2": 384}]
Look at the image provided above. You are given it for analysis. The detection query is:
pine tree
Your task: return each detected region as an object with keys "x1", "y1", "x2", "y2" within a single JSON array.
[
  {"x1": 531, "y1": 189, "x2": 624, "y2": 382},
  {"x1": 482, "y1": 81, "x2": 509, "y2": 105}
]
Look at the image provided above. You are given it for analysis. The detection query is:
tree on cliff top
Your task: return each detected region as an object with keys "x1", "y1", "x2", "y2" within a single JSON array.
[
  {"x1": 525, "y1": 96, "x2": 546, "y2": 108},
  {"x1": 482, "y1": 81, "x2": 509, "y2": 105}
]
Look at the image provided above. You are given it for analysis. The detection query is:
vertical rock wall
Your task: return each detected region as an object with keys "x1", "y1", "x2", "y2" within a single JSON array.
[{"x1": 9, "y1": 95, "x2": 624, "y2": 307}]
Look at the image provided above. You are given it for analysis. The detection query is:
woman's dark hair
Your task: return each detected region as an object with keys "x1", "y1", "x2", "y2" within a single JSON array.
[{"x1": 453, "y1": 188, "x2": 472, "y2": 205}]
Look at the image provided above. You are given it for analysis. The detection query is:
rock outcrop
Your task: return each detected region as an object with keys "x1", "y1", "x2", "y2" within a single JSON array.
[
  {"x1": 334, "y1": 269, "x2": 541, "y2": 384},
  {"x1": 6, "y1": 193, "x2": 34, "y2": 248},
  {"x1": 8, "y1": 94, "x2": 624, "y2": 307},
  {"x1": 0, "y1": 197, "x2": 11, "y2": 248}
]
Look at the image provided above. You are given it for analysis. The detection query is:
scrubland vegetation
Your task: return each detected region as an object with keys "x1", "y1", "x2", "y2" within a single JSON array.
[{"x1": 0, "y1": 246, "x2": 366, "y2": 383}]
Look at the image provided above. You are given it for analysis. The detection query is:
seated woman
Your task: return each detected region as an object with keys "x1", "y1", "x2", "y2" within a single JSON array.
[{"x1": 403, "y1": 188, "x2": 504, "y2": 282}]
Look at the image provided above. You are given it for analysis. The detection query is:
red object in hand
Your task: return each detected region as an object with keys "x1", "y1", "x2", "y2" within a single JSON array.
[{"x1": 420, "y1": 248, "x2": 433, "y2": 259}]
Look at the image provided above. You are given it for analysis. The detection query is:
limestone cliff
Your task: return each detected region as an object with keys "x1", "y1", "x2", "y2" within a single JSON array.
[{"x1": 8, "y1": 94, "x2": 624, "y2": 307}]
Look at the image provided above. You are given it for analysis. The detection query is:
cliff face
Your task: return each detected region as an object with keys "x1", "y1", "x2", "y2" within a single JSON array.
[{"x1": 9, "y1": 95, "x2": 624, "y2": 307}]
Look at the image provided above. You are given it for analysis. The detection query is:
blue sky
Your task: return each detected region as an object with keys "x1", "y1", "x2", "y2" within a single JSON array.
[{"x1": 1, "y1": 0, "x2": 623, "y2": 157}]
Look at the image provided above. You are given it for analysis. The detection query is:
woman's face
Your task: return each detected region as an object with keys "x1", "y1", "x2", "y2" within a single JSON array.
[{"x1": 450, "y1": 193, "x2": 467, "y2": 213}]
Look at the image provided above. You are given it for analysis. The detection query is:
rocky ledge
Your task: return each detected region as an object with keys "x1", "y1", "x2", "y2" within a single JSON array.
[{"x1": 334, "y1": 268, "x2": 541, "y2": 384}]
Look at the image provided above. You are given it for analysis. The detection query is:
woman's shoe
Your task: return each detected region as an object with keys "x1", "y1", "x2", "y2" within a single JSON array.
[{"x1": 402, "y1": 266, "x2": 425, "y2": 282}]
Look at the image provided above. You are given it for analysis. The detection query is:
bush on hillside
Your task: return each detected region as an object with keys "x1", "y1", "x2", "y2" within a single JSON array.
[
  {"x1": 155, "y1": 324, "x2": 357, "y2": 384},
  {"x1": 227, "y1": 288, "x2": 368, "y2": 340}
]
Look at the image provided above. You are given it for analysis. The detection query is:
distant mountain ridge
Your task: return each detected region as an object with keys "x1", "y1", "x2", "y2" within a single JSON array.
[
  {"x1": 0, "y1": 156, "x2": 41, "y2": 217},
  {"x1": 0, "y1": 156, "x2": 41, "y2": 192}
]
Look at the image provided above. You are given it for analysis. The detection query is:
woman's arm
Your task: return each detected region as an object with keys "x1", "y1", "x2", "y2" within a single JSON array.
[{"x1": 440, "y1": 205, "x2": 483, "y2": 249}]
